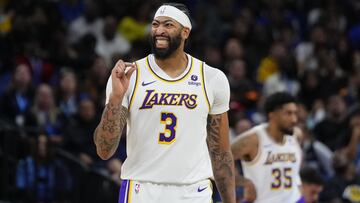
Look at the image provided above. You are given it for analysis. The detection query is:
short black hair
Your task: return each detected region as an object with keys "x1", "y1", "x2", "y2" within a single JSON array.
[
  {"x1": 162, "y1": 3, "x2": 191, "y2": 23},
  {"x1": 300, "y1": 167, "x2": 324, "y2": 185},
  {"x1": 264, "y1": 92, "x2": 297, "y2": 116}
]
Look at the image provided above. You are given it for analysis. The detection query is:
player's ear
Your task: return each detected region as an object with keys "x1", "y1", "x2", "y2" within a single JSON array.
[
  {"x1": 182, "y1": 27, "x2": 190, "y2": 40},
  {"x1": 268, "y1": 112, "x2": 274, "y2": 120}
]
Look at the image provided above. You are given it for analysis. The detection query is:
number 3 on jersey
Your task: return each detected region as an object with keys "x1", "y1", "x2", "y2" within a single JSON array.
[{"x1": 159, "y1": 112, "x2": 177, "y2": 144}]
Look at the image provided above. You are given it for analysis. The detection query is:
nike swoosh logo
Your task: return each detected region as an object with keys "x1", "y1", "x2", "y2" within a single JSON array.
[
  {"x1": 197, "y1": 186, "x2": 207, "y2": 192},
  {"x1": 142, "y1": 81, "x2": 156, "y2": 86}
]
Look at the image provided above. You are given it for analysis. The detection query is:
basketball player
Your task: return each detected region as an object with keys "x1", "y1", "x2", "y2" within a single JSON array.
[
  {"x1": 231, "y1": 92, "x2": 303, "y2": 203},
  {"x1": 93, "y1": 3, "x2": 235, "y2": 203}
]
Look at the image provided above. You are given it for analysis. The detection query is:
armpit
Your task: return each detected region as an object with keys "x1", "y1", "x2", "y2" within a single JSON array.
[{"x1": 231, "y1": 133, "x2": 258, "y2": 161}]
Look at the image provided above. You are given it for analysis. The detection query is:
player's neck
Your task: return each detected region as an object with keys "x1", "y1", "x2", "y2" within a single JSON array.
[
  {"x1": 266, "y1": 124, "x2": 285, "y2": 144},
  {"x1": 155, "y1": 50, "x2": 188, "y2": 78}
]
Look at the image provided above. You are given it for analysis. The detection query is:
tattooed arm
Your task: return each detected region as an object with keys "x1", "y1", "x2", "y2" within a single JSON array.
[
  {"x1": 207, "y1": 113, "x2": 236, "y2": 203},
  {"x1": 94, "y1": 101, "x2": 128, "y2": 160},
  {"x1": 94, "y1": 60, "x2": 136, "y2": 160}
]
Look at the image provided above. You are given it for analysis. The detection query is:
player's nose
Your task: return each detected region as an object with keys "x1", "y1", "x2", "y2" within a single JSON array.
[{"x1": 154, "y1": 25, "x2": 166, "y2": 35}]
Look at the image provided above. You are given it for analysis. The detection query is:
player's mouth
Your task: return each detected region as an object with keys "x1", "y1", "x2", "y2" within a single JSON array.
[{"x1": 155, "y1": 37, "x2": 170, "y2": 48}]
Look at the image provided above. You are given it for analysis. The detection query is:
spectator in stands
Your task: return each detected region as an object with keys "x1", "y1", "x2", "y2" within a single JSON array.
[
  {"x1": 117, "y1": 3, "x2": 151, "y2": 43},
  {"x1": 223, "y1": 38, "x2": 245, "y2": 63},
  {"x1": 16, "y1": 134, "x2": 72, "y2": 202},
  {"x1": 31, "y1": 84, "x2": 63, "y2": 143},
  {"x1": 300, "y1": 122, "x2": 334, "y2": 180},
  {"x1": 67, "y1": 0, "x2": 103, "y2": 44},
  {"x1": 82, "y1": 55, "x2": 109, "y2": 110},
  {"x1": 57, "y1": 0, "x2": 84, "y2": 25},
  {"x1": 300, "y1": 166, "x2": 324, "y2": 203},
  {"x1": 320, "y1": 150, "x2": 360, "y2": 203},
  {"x1": 256, "y1": 41, "x2": 287, "y2": 83},
  {"x1": 227, "y1": 59, "x2": 258, "y2": 110},
  {"x1": 262, "y1": 52, "x2": 300, "y2": 97},
  {"x1": 338, "y1": 109, "x2": 360, "y2": 171},
  {"x1": 64, "y1": 98, "x2": 99, "y2": 167},
  {"x1": 295, "y1": 25, "x2": 327, "y2": 75},
  {"x1": 56, "y1": 69, "x2": 79, "y2": 123},
  {"x1": 317, "y1": 51, "x2": 347, "y2": 100},
  {"x1": 96, "y1": 15, "x2": 131, "y2": 67},
  {"x1": 229, "y1": 118, "x2": 252, "y2": 143},
  {"x1": 314, "y1": 94, "x2": 347, "y2": 151},
  {"x1": 299, "y1": 70, "x2": 322, "y2": 110},
  {"x1": 0, "y1": 63, "x2": 35, "y2": 127}
]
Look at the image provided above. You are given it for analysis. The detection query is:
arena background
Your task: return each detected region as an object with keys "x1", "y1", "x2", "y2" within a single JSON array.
[{"x1": 0, "y1": 0, "x2": 360, "y2": 202}]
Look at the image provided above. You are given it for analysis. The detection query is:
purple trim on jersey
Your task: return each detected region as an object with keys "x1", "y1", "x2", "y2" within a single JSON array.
[
  {"x1": 296, "y1": 196, "x2": 305, "y2": 203},
  {"x1": 118, "y1": 180, "x2": 129, "y2": 203}
]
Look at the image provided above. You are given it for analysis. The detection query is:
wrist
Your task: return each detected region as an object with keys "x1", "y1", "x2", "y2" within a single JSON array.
[{"x1": 109, "y1": 94, "x2": 123, "y2": 106}]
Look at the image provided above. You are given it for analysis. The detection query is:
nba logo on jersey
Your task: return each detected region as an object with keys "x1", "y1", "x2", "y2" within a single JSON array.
[{"x1": 135, "y1": 183, "x2": 140, "y2": 194}]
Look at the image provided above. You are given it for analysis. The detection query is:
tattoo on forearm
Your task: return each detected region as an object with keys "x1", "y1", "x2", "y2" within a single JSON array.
[
  {"x1": 101, "y1": 102, "x2": 127, "y2": 134},
  {"x1": 207, "y1": 115, "x2": 235, "y2": 202},
  {"x1": 94, "y1": 103, "x2": 128, "y2": 156}
]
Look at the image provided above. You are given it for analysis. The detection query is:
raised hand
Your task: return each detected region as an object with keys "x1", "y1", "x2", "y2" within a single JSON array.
[{"x1": 110, "y1": 60, "x2": 136, "y2": 103}]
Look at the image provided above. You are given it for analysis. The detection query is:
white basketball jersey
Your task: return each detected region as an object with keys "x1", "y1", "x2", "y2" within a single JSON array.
[
  {"x1": 241, "y1": 124, "x2": 302, "y2": 203},
  {"x1": 106, "y1": 54, "x2": 230, "y2": 184}
]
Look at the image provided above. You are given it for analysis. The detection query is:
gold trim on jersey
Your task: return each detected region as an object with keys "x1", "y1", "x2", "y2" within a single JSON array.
[
  {"x1": 145, "y1": 56, "x2": 194, "y2": 83},
  {"x1": 208, "y1": 179, "x2": 213, "y2": 191},
  {"x1": 129, "y1": 62, "x2": 140, "y2": 110},
  {"x1": 242, "y1": 133, "x2": 262, "y2": 166},
  {"x1": 127, "y1": 180, "x2": 133, "y2": 203},
  {"x1": 209, "y1": 179, "x2": 213, "y2": 203},
  {"x1": 200, "y1": 62, "x2": 211, "y2": 112}
]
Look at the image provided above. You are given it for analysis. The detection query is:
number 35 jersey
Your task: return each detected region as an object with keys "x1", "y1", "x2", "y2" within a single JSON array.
[
  {"x1": 105, "y1": 54, "x2": 230, "y2": 184},
  {"x1": 241, "y1": 124, "x2": 302, "y2": 203}
]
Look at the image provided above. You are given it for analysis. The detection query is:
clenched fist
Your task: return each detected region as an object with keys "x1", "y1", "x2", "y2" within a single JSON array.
[{"x1": 110, "y1": 59, "x2": 137, "y2": 104}]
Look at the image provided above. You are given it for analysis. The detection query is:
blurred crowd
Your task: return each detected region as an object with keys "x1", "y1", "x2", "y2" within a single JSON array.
[{"x1": 0, "y1": 0, "x2": 360, "y2": 202}]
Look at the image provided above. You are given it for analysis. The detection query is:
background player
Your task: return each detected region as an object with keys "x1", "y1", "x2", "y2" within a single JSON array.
[
  {"x1": 231, "y1": 92, "x2": 303, "y2": 203},
  {"x1": 93, "y1": 3, "x2": 235, "y2": 203}
]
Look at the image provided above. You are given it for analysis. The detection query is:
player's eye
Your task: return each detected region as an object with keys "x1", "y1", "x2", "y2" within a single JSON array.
[
  {"x1": 152, "y1": 22, "x2": 159, "y2": 27},
  {"x1": 165, "y1": 23, "x2": 173, "y2": 28}
]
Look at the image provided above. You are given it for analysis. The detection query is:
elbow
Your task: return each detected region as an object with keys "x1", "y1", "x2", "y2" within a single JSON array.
[
  {"x1": 96, "y1": 149, "x2": 113, "y2": 160},
  {"x1": 97, "y1": 152, "x2": 112, "y2": 160}
]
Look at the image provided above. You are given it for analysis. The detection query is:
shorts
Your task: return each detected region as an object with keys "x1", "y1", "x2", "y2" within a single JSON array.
[{"x1": 118, "y1": 179, "x2": 213, "y2": 203}]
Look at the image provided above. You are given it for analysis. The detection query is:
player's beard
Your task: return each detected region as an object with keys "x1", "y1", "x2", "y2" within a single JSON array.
[
  {"x1": 150, "y1": 32, "x2": 182, "y2": 59},
  {"x1": 279, "y1": 126, "x2": 294, "y2": 135}
]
